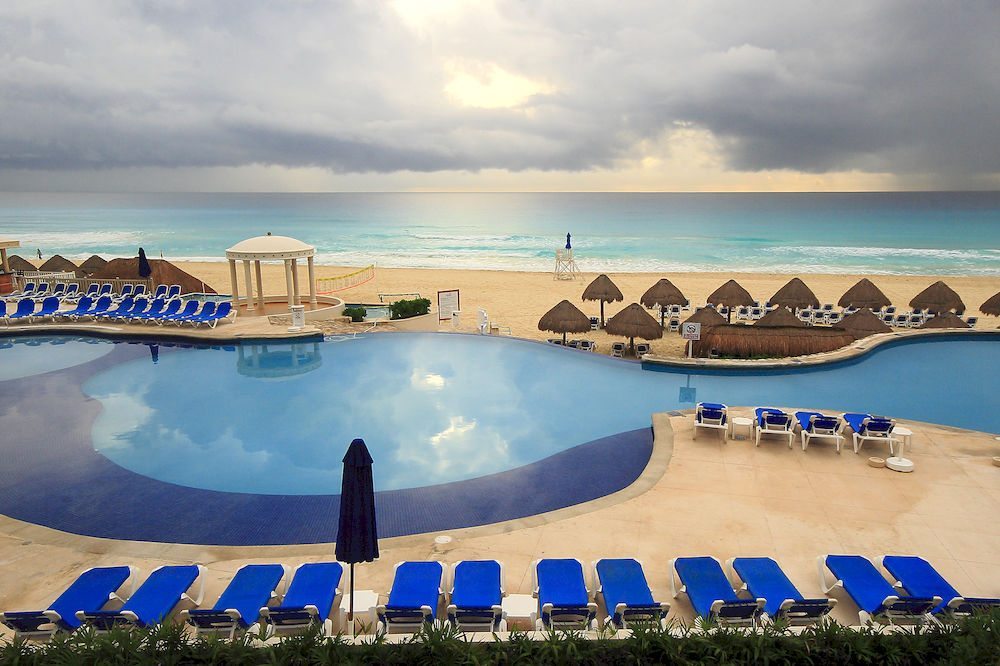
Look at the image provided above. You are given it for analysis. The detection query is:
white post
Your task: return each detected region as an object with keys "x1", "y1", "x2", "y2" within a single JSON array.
[
  {"x1": 254, "y1": 261, "x2": 265, "y2": 311},
  {"x1": 243, "y1": 260, "x2": 255, "y2": 311},
  {"x1": 307, "y1": 255, "x2": 317, "y2": 305},
  {"x1": 228, "y1": 259, "x2": 240, "y2": 308},
  {"x1": 291, "y1": 258, "x2": 301, "y2": 306},
  {"x1": 284, "y1": 259, "x2": 294, "y2": 309}
]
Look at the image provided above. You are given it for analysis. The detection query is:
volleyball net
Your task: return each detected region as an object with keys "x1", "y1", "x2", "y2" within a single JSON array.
[{"x1": 316, "y1": 264, "x2": 375, "y2": 294}]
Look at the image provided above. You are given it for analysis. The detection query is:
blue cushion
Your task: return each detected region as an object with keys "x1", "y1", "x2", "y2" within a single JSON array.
[
  {"x1": 825, "y1": 555, "x2": 895, "y2": 614},
  {"x1": 843, "y1": 413, "x2": 871, "y2": 433},
  {"x1": 795, "y1": 411, "x2": 822, "y2": 431},
  {"x1": 387, "y1": 561, "x2": 443, "y2": 618},
  {"x1": 451, "y1": 561, "x2": 501, "y2": 610},
  {"x1": 732, "y1": 557, "x2": 803, "y2": 618},
  {"x1": 537, "y1": 559, "x2": 588, "y2": 608},
  {"x1": 674, "y1": 557, "x2": 739, "y2": 619},
  {"x1": 189, "y1": 564, "x2": 284, "y2": 627},
  {"x1": 882, "y1": 556, "x2": 962, "y2": 615},
  {"x1": 596, "y1": 558, "x2": 656, "y2": 621},
  {"x1": 271, "y1": 562, "x2": 343, "y2": 622}
]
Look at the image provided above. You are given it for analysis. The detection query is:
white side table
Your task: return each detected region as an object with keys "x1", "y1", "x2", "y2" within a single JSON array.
[
  {"x1": 338, "y1": 590, "x2": 380, "y2": 635},
  {"x1": 730, "y1": 416, "x2": 753, "y2": 441},
  {"x1": 892, "y1": 426, "x2": 913, "y2": 455},
  {"x1": 886, "y1": 426, "x2": 914, "y2": 473},
  {"x1": 501, "y1": 593, "x2": 537, "y2": 630}
]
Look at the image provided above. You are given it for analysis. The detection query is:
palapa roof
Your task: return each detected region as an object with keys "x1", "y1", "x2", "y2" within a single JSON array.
[
  {"x1": 979, "y1": 291, "x2": 1000, "y2": 316},
  {"x1": 38, "y1": 254, "x2": 80, "y2": 275},
  {"x1": 754, "y1": 306, "x2": 805, "y2": 328},
  {"x1": 910, "y1": 281, "x2": 965, "y2": 313},
  {"x1": 919, "y1": 312, "x2": 970, "y2": 329},
  {"x1": 582, "y1": 274, "x2": 623, "y2": 303},
  {"x1": 640, "y1": 278, "x2": 686, "y2": 308},
  {"x1": 90, "y1": 258, "x2": 217, "y2": 294},
  {"x1": 538, "y1": 300, "x2": 592, "y2": 334},
  {"x1": 78, "y1": 255, "x2": 108, "y2": 276},
  {"x1": 694, "y1": 325, "x2": 855, "y2": 359},
  {"x1": 605, "y1": 302, "x2": 663, "y2": 340},
  {"x1": 838, "y1": 278, "x2": 891, "y2": 310},
  {"x1": 5, "y1": 255, "x2": 36, "y2": 272},
  {"x1": 707, "y1": 279, "x2": 754, "y2": 307},
  {"x1": 684, "y1": 306, "x2": 727, "y2": 328},
  {"x1": 838, "y1": 308, "x2": 892, "y2": 335},
  {"x1": 770, "y1": 277, "x2": 819, "y2": 310}
]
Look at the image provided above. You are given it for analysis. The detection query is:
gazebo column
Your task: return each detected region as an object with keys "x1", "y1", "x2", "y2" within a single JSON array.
[
  {"x1": 254, "y1": 261, "x2": 265, "y2": 311},
  {"x1": 242, "y1": 260, "x2": 255, "y2": 311},
  {"x1": 307, "y1": 255, "x2": 317, "y2": 305},
  {"x1": 291, "y1": 258, "x2": 301, "y2": 306},
  {"x1": 228, "y1": 259, "x2": 240, "y2": 308},
  {"x1": 284, "y1": 259, "x2": 294, "y2": 308}
]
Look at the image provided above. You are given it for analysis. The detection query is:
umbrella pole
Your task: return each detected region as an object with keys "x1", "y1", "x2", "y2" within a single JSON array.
[
  {"x1": 562, "y1": 331, "x2": 567, "y2": 345},
  {"x1": 660, "y1": 307, "x2": 665, "y2": 328},
  {"x1": 600, "y1": 301, "x2": 605, "y2": 327},
  {"x1": 349, "y1": 562, "x2": 355, "y2": 636}
]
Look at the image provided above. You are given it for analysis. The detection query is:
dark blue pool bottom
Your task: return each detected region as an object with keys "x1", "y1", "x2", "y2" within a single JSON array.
[{"x1": 0, "y1": 341, "x2": 652, "y2": 545}]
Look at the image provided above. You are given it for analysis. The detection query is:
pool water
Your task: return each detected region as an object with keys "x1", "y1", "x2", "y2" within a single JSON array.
[{"x1": 3, "y1": 333, "x2": 999, "y2": 497}]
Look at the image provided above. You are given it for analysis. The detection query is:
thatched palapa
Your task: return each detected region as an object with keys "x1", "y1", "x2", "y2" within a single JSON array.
[
  {"x1": 582, "y1": 274, "x2": 623, "y2": 327},
  {"x1": 78, "y1": 255, "x2": 108, "y2": 277},
  {"x1": 838, "y1": 308, "x2": 892, "y2": 336},
  {"x1": 538, "y1": 300, "x2": 592, "y2": 344},
  {"x1": 90, "y1": 258, "x2": 216, "y2": 294},
  {"x1": 641, "y1": 278, "x2": 687, "y2": 326},
  {"x1": 910, "y1": 281, "x2": 964, "y2": 313},
  {"x1": 919, "y1": 312, "x2": 970, "y2": 329},
  {"x1": 838, "y1": 278, "x2": 890, "y2": 310},
  {"x1": 754, "y1": 306, "x2": 805, "y2": 328},
  {"x1": 694, "y1": 325, "x2": 855, "y2": 359},
  {"x1": 979, "y1": 291, "x2": 1000, "y2": 316},
  {"x1": 38, "y1": 254, "x2": 80, "y2": 276},
  {"x1": 770, "y1": 277, "x2": 819, "y2": 310},
  {"x1": 5, "y1": 255, "x2": 36, "y2": 272},
  {"x1": 683, "y1": 306, "x2": 727, "y2": 329},
  {"x1": 707, "y1": 279, "x2": 753, "y2": 322},
  {"x1": 605, "y1": 302, "x2": 662, "y2": 353}
]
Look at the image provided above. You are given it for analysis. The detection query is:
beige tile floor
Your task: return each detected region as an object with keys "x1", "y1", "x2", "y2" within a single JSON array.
[{"x1": 0, "y1": 407, "x2": 997, "y2": 636}]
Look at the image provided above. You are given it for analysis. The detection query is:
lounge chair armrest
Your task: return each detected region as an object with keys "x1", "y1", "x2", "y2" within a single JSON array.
[
  {"x1": 42, "y1": 610, "x2": 63, "y2": 624},
  {"x1": 304, "y1": 604, "x2": 320, "y2": 617},
  {"x1": 817, "y1": 556, "x2": 841, "y2": 594},
  {"x1": 879, "y1": 594, "x2": 942, "y2": 616},
  {"x1": 668, "y1": 559, "x2": 683, "y2": 598}
]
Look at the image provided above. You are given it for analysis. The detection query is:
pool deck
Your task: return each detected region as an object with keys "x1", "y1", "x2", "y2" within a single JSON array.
[{"x1": 1, "y1": 407, "x2": 997, "y2": 633}]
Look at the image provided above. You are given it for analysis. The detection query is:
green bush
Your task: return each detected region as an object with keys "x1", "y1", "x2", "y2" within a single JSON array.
[
  {"x1": 3, "y1": 612, "x2": 1000, "y2": 665},
  {"x1": 389, "y1": 297, "x2": 431, "y2": 320},
  {"x1": 343, "y1": 306, "x2": 367, "y2": 322}
]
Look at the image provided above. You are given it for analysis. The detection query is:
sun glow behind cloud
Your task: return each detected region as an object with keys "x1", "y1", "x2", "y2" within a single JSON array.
[{"x1": 444, "y1": 60, "x2": 554, "y2": 109}]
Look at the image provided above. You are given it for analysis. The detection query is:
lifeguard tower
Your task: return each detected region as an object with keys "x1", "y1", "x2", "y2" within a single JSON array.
[{"x1": 554, "y1": 232, "x2": 580, "y2": 280}]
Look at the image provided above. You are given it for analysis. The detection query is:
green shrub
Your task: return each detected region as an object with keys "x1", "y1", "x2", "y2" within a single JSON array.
[
  {"x1": 3, "y1": 611, "x2": 1000, "y2": 665},
  {"x1": 389, "y1": 297, "x2": 431, "y2": 320},
  {"x1": 343, "y1": 306, "x2": 367, "y2": 322}
]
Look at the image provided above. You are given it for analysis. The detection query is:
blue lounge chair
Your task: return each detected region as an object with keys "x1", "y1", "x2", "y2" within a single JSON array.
[
  {"x1": 132, "y1": 284, "x2": 148, "y2": 299},
  {"x1": 50, "y1": 283, "x2": 66, "y2": 299},
  {"x1": 29, "y1": 296, "x2": 60, "y2": 322},
  {"x1": 795, "y1": 411, "x2": 844, "y2": 453},
  {"x1": 595, "y1": 558, "x2": 669, "y2": 629},
  {"x1": 0, "y1": 301, "x2": 4, "y2": 319},
  {"x1": 0, "y1": 566, "x2": 135, "y2": 639},
  {"x1": 191, "y1": 301, "x2": 233, "y2": 328},
  {"x1": 34, "y1": 282, "x2": 51, "y2": 296},
  {"x1": 98, "y1": 296, "x2": 134, "y2": 321},
  {"x1": 377, "y1": 561, "x2": 444, "y2": 633},
  {"x1": 166, "y1": 284, "x2": 181, "y2": 300},
  {"x1": 182, "y1": 564, "x2": 287, "y2": 637},
  {"x1": 754, "y1": 407, "x2": 794, "y2": 448},
  {"x1": 843, "y1": 413, "x2": 897, "y2": 454},
  {"x1": 60, "y1": 284, "x2": 79, "y2": 301},
  {"x1": 532, "y1": 558, "x2": 597, "y2": 631},
  {"x1": 880, "y1": 555, "x2": 1000, "y2": 618},
  {"x1": 97, "y1": 283, "x2": 113, "y2": 297},
  {"x1": 818, "y1": 555, "x2": 939, "y2": 625},
  {"x1": 110, "y1": 297, "x2": 149, "y2": 322},
  {"x1": 75, "y1": 295, "x2": 113, "y2": 321},
  {"x1": 176, "y1": 300, "x2": 216, "y2": 326},
  {"x1": 53, "y1": 296, "x2": 94, "y2": 321},
  {"x1": 157, "y1": 299, "x2": 199, "y2": 324},
  {"x1": 259, "y1": 562, "x2": 343, "y2": 636},
  {"x1": 671, "y1": 556, "x2": 763, "y2": 626},
  {"x1": 141, "y1": 298, "x2": 181, "y2": 323},
  {"x1": 77, "y1": 564, "x2": 205, "y2": 630},
  {"x1": 129, "y1": 298, "x2": 166, "y2": 322},
  {"x1": 5, "y1": 298, "x2": 36, "y2": 323},
  {"x1": 6, "y1": 281, "x2": 35, "y2": 301},
  {"x1": 694, "y1": 402, "x2": 728, "y2": 440},
  {"x1": 117, "y1": 283, "x2": 135, "y2": 300},
  {"x1": 151, "y1": 284, "x2": 168, "y2": 300},
  {"x1": 729, "y1": 557, "x2": 835, "y2": 625},
  {"x1": 446, "y1": 560, "x2": 505, "y2": 632},
  {"x1": 79, "y1": 283, "x2": 100, "y2": 300}
]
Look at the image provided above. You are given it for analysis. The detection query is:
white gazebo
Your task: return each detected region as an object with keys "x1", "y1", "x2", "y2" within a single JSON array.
[{"x1": 225, "y1": 234, "x2": 317, "y2": 313}]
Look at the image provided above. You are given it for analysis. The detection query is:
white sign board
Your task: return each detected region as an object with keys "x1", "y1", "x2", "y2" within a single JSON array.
[
  {"x1": 437, "y1": 289, "x2": 460, "y2": 321},
  {"x1": 681, "y1": 322, "x2": 701, "y2": 340}
]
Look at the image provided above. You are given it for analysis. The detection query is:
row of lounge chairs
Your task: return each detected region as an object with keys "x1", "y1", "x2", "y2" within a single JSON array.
[
  {"x1": 694, "y1": 403, "x2": 899, "y2": 454},
  {"x1": 5, "y1": 282, "x2": 183, "y2": 304},
  {"x1": 546, "y1": 338, "x2": 597, "y2": 352},
  {"x1": 6, "y1": 555, "x2": 994, "y2": 641},
  {"x1": 1, "y1": 296, "x2": 233, "y2": 328}
]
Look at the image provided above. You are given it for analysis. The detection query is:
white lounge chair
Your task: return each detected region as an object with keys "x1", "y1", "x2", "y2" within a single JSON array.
[
  {"x1": 754, "y1": 408, "x2": 794, "y2": 448},
  {"x1": 694, "y1": 402, "x2": 728, "y2": 440},
  {"x1": 795, "y1": 411, "x2": 844, "y2": 453}
]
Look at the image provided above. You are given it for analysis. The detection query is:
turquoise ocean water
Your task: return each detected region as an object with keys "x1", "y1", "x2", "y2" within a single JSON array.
[{"x1": 1, "y1": 192, "x2": 998, "y2": 275}]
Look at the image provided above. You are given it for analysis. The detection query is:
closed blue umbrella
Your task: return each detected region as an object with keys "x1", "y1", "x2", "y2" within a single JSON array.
[
  {"x1": 335, "y1": 438, "x2": 378, "y2": 631},
  {"x1": 565, "y1": 232, "x2": 572, "y2": 249},
  {"x1": 138, "y1": 248, "x2": 152, "y2": 278}
]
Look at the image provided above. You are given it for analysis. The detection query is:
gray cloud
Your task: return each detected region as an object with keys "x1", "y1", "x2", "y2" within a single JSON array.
[{"x1": 0, "y1": 0, "x2": 997, "y2": 184}]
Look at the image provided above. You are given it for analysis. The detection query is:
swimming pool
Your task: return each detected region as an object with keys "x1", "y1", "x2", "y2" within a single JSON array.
[{"x1": 0, "y1": 332, "x2": 997, "y2": 544}]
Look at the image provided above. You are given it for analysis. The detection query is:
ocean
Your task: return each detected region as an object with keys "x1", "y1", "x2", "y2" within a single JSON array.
[{"x1": 1, "y1": 191, "x2": 998, "y2": 275}]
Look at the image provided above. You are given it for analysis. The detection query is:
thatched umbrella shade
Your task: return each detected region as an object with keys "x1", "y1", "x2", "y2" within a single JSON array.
[
  {"x1": 979, "y1": 291, "x2": 1000, "y2": 316},
  {"x1": 754, "y1": 306, "x2": 805, "y2": 328},
  {"x1": 838, "y1": 308, "x2": 892, "y2": 337},
  {"x1": 910, "y1": 281, "x2": 965, "y2": 314},
  {"x1": 538, "y1": 300, "x2": 593, "y2": 345},
  {"x1": 694, "y1": 325, "x2": 855, "y2": 359},
  {"x1": 582, "y1": 274, "x2": 623, "y2": 327},
  {"x1": 920, "y1": 312, "x2": 970, "y2": 329},
  {"x1": 707, "y1": 279, "x2": 754, "y2": 322},
  {"x1": 769, "y1": 277, "x2": 819, "y2": 311},
  {"x1": 6, "y1": 255, "x2": 36, "y2": 272},
  {"x1": 838, "y1": 278, "x2": 891, "y2": 310},
  {"x1": 640, "y1": 278, "x2": 687, "y2": 327},
  {"x1": 79, "y1": 255, "x2": 108, "y2": 277},
  {"x1": 605, "y1": 302, "x2": 663, "y2": 354},
  {"x1": 683, "y1": 306, "x2": 727, "y2": 331},
  {"x1": 38, "y1": 254, "x2": 79, "y2": 275}
]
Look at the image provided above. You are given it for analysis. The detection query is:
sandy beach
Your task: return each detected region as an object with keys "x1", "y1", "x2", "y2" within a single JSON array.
[{"x1": 174, "y1": 261, "x2": 999, "y2": 356}]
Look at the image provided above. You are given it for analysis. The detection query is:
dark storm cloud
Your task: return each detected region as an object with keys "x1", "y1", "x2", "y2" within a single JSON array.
[{"x1": 0, "y1": 0, "x2": 996, "y2": 181}]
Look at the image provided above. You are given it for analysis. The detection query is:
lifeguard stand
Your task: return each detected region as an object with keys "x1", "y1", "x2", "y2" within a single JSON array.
[{"x1": 554, "y1": 248, "x2": 579, "y2": 280}]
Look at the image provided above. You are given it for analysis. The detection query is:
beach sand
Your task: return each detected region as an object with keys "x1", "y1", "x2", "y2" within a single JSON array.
[{"x1": 175, "y1": 261, "x2": 999, "y2": 356}]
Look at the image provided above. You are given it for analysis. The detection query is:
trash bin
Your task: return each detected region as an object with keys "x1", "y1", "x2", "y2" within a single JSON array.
[
  {"x1": 289, "y1": 304, "x2": 306, "y2": 331},
  {"x1": 451, "y1": 310, "x2": 461, "y2": 329}
]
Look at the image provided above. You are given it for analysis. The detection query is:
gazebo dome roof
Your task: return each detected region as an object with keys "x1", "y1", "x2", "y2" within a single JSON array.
[{"x1": 226, "y1": 234, "x2": 315, "y2": 260}]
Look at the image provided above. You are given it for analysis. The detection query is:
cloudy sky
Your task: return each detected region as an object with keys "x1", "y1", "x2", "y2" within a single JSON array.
[{"x1": 1, "y1": 0, "x2": 997, "y2": 192}]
